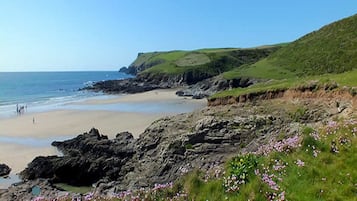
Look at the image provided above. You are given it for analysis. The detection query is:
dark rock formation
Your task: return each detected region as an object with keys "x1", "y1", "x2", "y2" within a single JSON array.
[
  {"x1": 21, "y1": 128, "x2": 135, "y2": 186},
  {"x1": 83, "y1": 77, "x2": 166, "y2": 94},
  {"x1": 0, "y1": 164, "x2": 11, "y2": 177},
  {"x1": 176, "y1": 75, "x2": 260, "y2": 99}
]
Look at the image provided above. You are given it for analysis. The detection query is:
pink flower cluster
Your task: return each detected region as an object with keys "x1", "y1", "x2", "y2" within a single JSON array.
[
  {"x1": 295, "y1": 159, "x2": 305, "y2": 167},
  {"x1": 204, "y1": 163, "x2": 224, "y2": 182},
  {"x1": 83, "y1": 192, "x2": 94, "y2": 200},
  {"x1": 267, "y1": 191, "x2": 286, "y2": 201},
  {"x1": 261, "y1": 173, "x2": 279, "y2": 191},
  {"x1": 273, "y1": 161, "x2": 286, "y2": 171},
  {"x1": 326, "y1": 120, "x2": 339, "y2": 135},
  {"x1": 256, "y1": 135, "x2": 301, "y2": 155},
  {"x1": 310, "y1": 131, "x2": 320, "y2": 141},
  {"x1": 32, "y1": 197, "x2": 45, "y2": 201},
  {"x1": 153, "y1": 182, "x2": 173, "y2": 191},
  {"x1": 256, "y1": 159, "x2": 287, "y2": 201}
]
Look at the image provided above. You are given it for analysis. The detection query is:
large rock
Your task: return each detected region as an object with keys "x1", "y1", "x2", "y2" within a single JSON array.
[
  {"x1": 176, "y1": 75, "x2": 260, "y2": 99},
  {"x1": 20, "y1": 128, "x2": 135, "y2": 186},
  {"x1": 0, "y1": 164, "x2": 11, "y2": 177}
]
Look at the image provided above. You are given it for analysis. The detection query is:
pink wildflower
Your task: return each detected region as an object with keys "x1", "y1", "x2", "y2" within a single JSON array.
[{"x1": 295, "y1": 159, "x2": 305, "y2": 167}]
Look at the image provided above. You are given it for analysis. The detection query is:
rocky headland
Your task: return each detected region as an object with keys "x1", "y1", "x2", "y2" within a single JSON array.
[{"x1": 83, "y1": 47, "x2": 278, "y2": 98}]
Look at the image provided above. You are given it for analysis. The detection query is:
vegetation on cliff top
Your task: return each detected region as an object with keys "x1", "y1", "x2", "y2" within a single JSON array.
[
  {"x1": 216, "y1": 14, "x2": 357, "y2": 100},
  {"x1": 212, "y1": 69, "x2": 357, "y2": 99},
  {"x1": 128, "y1": 46, "x2": 280, "y2": 78},
  {"x1": 224, "y1": 14, "x2": 357, "y2": 80}
]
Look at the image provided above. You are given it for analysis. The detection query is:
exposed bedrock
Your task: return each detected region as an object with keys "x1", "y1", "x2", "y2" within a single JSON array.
[{"x1": 19, "y1": 100, "x2": 334, "y2": 195}]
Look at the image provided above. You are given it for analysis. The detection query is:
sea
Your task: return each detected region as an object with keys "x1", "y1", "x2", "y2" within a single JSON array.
[
  {"x1": 0, "y1": 71, "x2": 133, "y2": 118},
  {"x1": 0, "y1": 71, "x2": 136, "y2": 188}
]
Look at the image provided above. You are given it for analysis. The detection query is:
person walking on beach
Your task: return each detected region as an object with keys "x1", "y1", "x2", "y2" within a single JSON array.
[{"x1": 33, "y1": 117, "x2": 35, "y2": 124}]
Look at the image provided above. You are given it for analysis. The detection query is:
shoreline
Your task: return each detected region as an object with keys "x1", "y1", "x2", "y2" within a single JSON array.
[{"x1": 0, "y1": 89, "x2": 206, "y2": 178}]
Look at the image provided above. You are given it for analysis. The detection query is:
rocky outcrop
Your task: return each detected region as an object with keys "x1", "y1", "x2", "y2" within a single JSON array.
[
  {"x1": 19, "y1": 99, "x2": 335, "y2": 197},
  {"x1": 83, "y1": 71, "x2": 213, "y2": 94},
  {"x1": 21, "y1": 128, "x2": 135, "y2": 186},
  {"x1": 0, "y1": 164, "x2": 11, "y2": 177},
  {"x1": 0, "y1": 179, "x2": 70, "y2": 201},
  {"x1": 82, "y1": 77, "x2": 166, "y2": 94},
  {"x1": 176, "y1": 75, "x2": 260, "y2": 99}
]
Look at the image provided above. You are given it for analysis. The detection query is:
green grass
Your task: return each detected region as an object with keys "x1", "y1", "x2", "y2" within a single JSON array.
[
  {"x1": 178, "y1": 118, "x2": 357, "y2": 201},
  {"x1": 223, "y1": 58, "x2": 297, "y2": 80},
  {"x1": 130, "y1": 46, "x2": 279, "y2": 81},
  {"x1": 270, "y1": 14, "x2": 357, "y2": 75},
  {"x1": 224, "y1": 14, "x2": 357, "y2": 82},
  {"x1": 213, "y1": 69, "x2": 357, "y2": 99},
  {"x1": 175, "y1": 52, "x2": 211, "y2": 67}
]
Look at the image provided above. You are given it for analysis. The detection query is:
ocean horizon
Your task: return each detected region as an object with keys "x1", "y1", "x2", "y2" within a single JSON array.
[{"x1": 0, "y1": 71, "x2": 133, "y2": 118}]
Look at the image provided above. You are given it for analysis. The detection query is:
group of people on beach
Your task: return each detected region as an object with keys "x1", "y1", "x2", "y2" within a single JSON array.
[
  {"x1": 16, "y1": 104, "x2": 27, "y2": 115},
  {"x1": 16, "y1": 104, "x2": 35, "y2": 124}
]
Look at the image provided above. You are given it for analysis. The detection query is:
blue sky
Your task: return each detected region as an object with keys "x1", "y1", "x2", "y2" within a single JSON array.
[{"x1": 0, "y1": 0, "x2": 356, "y2": 72}]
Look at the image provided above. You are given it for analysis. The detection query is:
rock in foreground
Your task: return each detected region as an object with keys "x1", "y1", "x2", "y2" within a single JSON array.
[
  {"x1": 20, "y1": 128, "x2": 135, "y2": 186},
  {"x1": 0, "y1": 164, "x2": 11, "y2": 177}
]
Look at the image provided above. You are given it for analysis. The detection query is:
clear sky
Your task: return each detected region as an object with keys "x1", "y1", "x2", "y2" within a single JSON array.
[{"x1": 0, "y1": 0, "x2": 356, "y2": 72}]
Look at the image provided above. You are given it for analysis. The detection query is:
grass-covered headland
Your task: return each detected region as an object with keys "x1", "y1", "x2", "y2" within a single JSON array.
[{"x1": 209, "y1": 14, "x2": 357, "y2": 102}]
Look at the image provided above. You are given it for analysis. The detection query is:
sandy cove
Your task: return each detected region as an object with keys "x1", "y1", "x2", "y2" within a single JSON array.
[{"x1": 0, "y1": 89, "x2": 206, "y2": 173}]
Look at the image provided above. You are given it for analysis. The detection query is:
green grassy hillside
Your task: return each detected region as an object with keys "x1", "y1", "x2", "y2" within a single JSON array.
[
  {"x1": 128, "y1": 47, "x2": 280, "y2": 83},
  {"x1": 224, "y1": 14, "x2": 357, "y2": 81},
  {"x1": 216, "y1": 14, "x2": 357, "y2": 100}
]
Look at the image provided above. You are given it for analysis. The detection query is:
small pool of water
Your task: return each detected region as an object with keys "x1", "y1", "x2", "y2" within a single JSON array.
[
  {"x1": 0, "y1": 136, "x2": 73, "y2": 147},
  {"x1": 0, "y1": 174, "x2": 21, "y2": 189}
]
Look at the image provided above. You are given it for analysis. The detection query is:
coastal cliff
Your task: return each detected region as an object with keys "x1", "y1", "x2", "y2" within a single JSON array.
[{"x1": 85, "y1": 47, "x2": 280, "y2": 96}]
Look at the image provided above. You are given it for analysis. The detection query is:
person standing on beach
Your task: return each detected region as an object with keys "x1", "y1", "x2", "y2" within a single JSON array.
[{"x1": 33, "y1": 117, "x2": 35, "y2": 124}]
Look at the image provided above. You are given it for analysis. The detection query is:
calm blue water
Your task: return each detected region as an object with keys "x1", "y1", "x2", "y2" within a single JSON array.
[{"x1": 0, "y1": 71, "x2": 132, "y2": 117}]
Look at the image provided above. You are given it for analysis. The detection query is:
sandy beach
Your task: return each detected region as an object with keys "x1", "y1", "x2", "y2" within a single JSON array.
[{"x1": 0, "y1": 89, "x2": 206, "y2": 175}]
